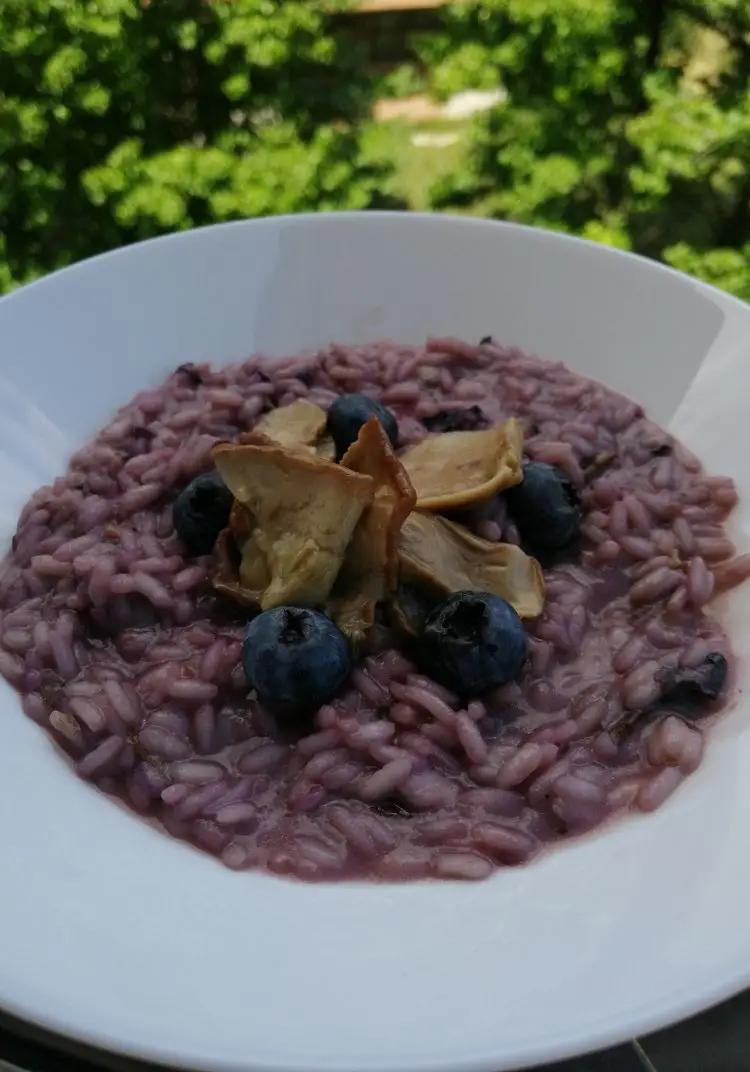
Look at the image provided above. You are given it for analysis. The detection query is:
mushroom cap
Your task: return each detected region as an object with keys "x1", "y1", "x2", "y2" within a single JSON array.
[
  {"x1": 398, "y1": 511, "x2": 545, "y2": 622},
  {"x1": 213, "y1": 441, "x2": 374, "y2": 609},
  {"x1": 399, "y1": 418, "x2": 523, "y2": 511},
  {"x1": 331, "y1": 417, "x2": 416, "y2": 645}
]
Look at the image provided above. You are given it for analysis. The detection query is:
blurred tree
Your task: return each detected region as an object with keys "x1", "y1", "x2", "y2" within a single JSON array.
[
  {"x1": 0, "y1": 0, "x2": 389, "y2": 289},
  {"x1": 4, "y1": 0, "x2": 750, "y2": 300},
  {"x1": 424, "y1": 0, "x2": 750, "y2": 300}
]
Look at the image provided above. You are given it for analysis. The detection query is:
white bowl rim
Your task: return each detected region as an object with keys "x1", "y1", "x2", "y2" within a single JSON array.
[{"x1": 2, "y1": 209, "x2": 748, "y2": 322}]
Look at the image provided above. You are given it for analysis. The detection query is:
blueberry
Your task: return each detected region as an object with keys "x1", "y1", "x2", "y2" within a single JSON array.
[
  {"x1": 327, "y1": 393, "x2": 398, "y2": 458},
  {"x1": 611, "y1": 650, "x2": 729, "y2": 739},
  {"x1": 242, "y1": 606, "x2": 351, "y2": 713},
  {"x1": 658, "y1": 652, "x2": 728, "y2": 712},
  {"x1": 421, "y1": 591, "x2": 527, "y2": 696},
  {"x1": 423, "y1": 405, "x2": 488, "y2": 433},
  {"x1": 173, "y1": 472, "x2": 233, "y2": 554},
  {"x1": 505, "y1": 462, "x2": 581, "y2": 550},
  {"x1": 173, "y1": 362, "x2": 203, "y2": 386}
]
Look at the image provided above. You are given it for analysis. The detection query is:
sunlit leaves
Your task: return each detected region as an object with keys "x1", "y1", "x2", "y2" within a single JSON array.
[
  {"x1": 427, "y1": 0, "x2": 750, "y2": 298},
  {"x1": 0, "y1": 0, "x2": 376, "y2": 291}
]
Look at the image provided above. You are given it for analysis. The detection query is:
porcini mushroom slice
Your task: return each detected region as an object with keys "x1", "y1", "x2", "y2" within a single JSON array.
[
  {"x1": 213, "y1": 442, "x2": 374, "y2": 609},
  {"x1": 397, "y1": 512, "x2": 544, "y2": 619},
  {"x1": 315, "y1": 435, "x2": 336, "y2": 461},
  {"x1": 331, "y1": 418, "x2": 416, "y2": 644},
  {"x1": 211, "y1": 527, "x2": 264, "y2": 608},
  {"x1": 239, "y1": 426, "x2": 336, "y2": 462},
  {"x1": 251, "y1": 399, "x2": 328, "y2": 454},
  {"x1": 240, "y1": 401, "x2": 335, "y2": 459},
  {"x1": 399, "y1": 418, "x2": 524, "y2": 510},
  {"x1": 389, "y1": 578, "x2": 438, "y2": 638}
]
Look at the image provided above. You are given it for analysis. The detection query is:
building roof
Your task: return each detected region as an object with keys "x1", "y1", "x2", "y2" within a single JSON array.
[{"x1": 352, "y1": 0, "x2": 447, "y2": 13}]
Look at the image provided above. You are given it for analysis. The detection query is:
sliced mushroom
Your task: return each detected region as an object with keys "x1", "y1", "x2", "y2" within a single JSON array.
[
  {"x1": 240, "y1": 425, "x2": 335, "y2": 461},
  {"x1": 397, "y1": 512, "x2": 544, "y2": 621},
  {"x1": 211, "y1": 502, "x2": 265, "y2": 605},
  {"x1": 315, "y1": 435, "x2": 336, "y2": 462},
  {"x1": 399, "y1": 418, "x2": 524, "y2": 511},
  {"x1": 213, "y1": 442, "x2": 374, "y2": 609},
  {"x1": 211, "y1": 527, "x2": 263, "y2": 608},
  {"x1": 389, "y1": 578, "x2": 439, "y2": 638},
  {"x1": 250, "y1": 399, "x2": 328, "y2": 455},
  {"x1": 330, "y1": 418, "x2": 416, "y2": 645},
  {"x1": 239, "y1": 399, "x2": 334, "y2": 459},
  {"x1": 228, "y1": 499, "x2": 253, "y2": 545}
]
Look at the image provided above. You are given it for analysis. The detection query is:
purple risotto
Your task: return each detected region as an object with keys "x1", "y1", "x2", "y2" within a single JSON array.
[{"x1": 1, "y1": 337, "x2": 748, "y2": 882}]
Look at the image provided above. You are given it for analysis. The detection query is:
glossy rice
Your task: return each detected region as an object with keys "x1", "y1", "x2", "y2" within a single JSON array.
[{"x1": 1, "y1": 338, "x2": 747, "y2": 881}]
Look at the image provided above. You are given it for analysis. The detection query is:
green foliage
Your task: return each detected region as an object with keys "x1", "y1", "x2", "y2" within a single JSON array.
[
  {"x1": 374, "y1": 63, "x2": 427, "y2": 101},
  {"x1": 664, "y1": 242, "x2": 750, "y2": 301},
  {"x1": 424, "y1": 0, "x2": 750, "y2": 299},
  {"x1": 361, "y1": 119, "x2": 469, "y2": 211},
  {"x1": 83, "y1": 125, "x2": 383, "y2": 237},
  {"x1": 0, "y1": 0, "x2": 385, "y2": 290},
  {"x1": 4, "y1": 0, "x2": 750, "y2": 302}
]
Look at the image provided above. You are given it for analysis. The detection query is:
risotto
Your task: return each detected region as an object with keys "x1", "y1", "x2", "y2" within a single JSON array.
[{"x1": 0, "y1": 336, "x2": 747, "y2": 881}]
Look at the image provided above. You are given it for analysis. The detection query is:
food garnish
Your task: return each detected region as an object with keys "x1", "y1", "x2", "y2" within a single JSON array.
[
  {"x1": 213, "y1": 441, "x2": 374, "y2": 609},
  {"x1": 210, "y1": 409, "x2": 543, "y2": 704},
  {"x1": 399, "y1": 419, "x2": 523, "y2": 511}
]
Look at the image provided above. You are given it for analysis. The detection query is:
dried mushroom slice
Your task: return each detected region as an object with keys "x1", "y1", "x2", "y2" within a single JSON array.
[
  {"x1": 228, "y1": 499, "x2": 253, "y2": 544},
  {"x1": 211, "y1": 527, "x2": 263, "y2": 608},
  {"x1": 253, "y1": 399, "x2": 327, "y2": 451},
  {"x1": 244, "y1": 399, "x2": 328, "y2": 456},
  {"x1": 399, "y1": 418, "x2": 524, "y2": 510},
  {"x1": 315, "y1": 435, "x2": 336, "y2": 462},
  {"x1": 389, "y1": 578, "x2": 438, "y2": 638},
  {"x1": 213, "y1": 442, "x2": 374, "y2": 609},
  {"x1": 238, "y1": 424, "x2": 338, "y2": 463},
  {"x1": 331, "y1": 418, "x2": 416, "y2": 644},
  {"x1": 210, "y1": 502, "x2": 265, "y2": 605},
  {"x1": 341, "y1": 417, "x2": 417, "y2": 590},
  {"x1": 397, "y1": 511, "x2": 545, "y2": 620},
  {"x1": 223, "y1": 499, "x2": 272, "y2": 591}
]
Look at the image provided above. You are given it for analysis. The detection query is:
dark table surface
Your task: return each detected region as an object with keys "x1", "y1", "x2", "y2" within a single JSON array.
[{"x1": 3, "y1": 988, "x2": 749, "y2": 1072}]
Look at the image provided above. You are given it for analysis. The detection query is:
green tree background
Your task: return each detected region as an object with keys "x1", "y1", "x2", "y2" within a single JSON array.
[
  {"x1": 420, "y1": 0, "x2": 750, "y2": 300},
  {"x1": 0, "y1": 0, "x2": 386, "y2": 291},
  {"x1": 1, "y1": 0, "x2": 749, "y2": 301}
]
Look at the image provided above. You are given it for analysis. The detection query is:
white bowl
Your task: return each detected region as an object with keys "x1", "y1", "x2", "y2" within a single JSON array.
[{"x1": 1, "y1": 213, "x2": 750, "y2": 1072}]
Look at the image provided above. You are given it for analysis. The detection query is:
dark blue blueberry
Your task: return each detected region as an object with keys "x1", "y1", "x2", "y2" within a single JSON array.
[
  {"x1": 505, "y1": 462, "x2": 581, "y2": 550},
  {"x1": 242, "y1": 606, "x2": 351, "y2": 714},
  {"x1": 173, "y1": 472, "x2": 233, "y2": 554},
  {"x1": 423, "y1": 405, "x2": 488, "y2": 433},
  {"x1": 421, "y1": 591, "x2": 527, "y2": 696},
  {"x1": 658, "y1": 652, "x2": 728, "y2": 712},
  {"x1": 173, "y1": 362, "x2": 203, "y2": 386},
  {"x1": 327, "y1": 393, "x2": 398, "y2": 458}
]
